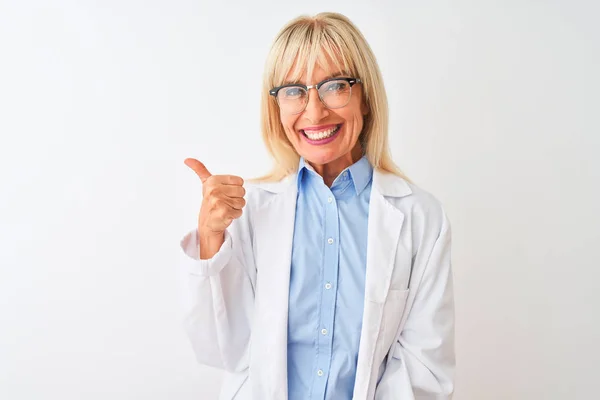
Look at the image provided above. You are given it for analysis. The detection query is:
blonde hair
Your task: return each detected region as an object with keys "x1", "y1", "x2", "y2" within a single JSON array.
[{"x1": 252, "y1": 12, "x2": 410, "y2": 183}]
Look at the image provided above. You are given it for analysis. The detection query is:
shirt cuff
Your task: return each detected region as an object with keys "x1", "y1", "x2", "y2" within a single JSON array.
[{"x1": 180, "y1": 229, "x2": 233, "y2": 276}]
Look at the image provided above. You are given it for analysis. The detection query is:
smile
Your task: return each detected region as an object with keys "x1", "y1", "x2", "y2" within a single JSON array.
[{"x1": 300, "y1": 124, "x2": 342, "y2": 143}]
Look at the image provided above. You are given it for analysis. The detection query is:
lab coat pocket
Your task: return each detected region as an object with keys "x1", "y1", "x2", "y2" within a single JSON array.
[{"x1": 381, "y1": 288, "x2": 410, "y2": 353}]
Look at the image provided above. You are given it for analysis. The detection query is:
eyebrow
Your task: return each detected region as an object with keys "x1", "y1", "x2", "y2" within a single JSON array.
[{"x1": 283, "y1": 71, "x2": 346, "y2": 86}]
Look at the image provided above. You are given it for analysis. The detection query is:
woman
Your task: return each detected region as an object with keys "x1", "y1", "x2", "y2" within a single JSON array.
[{"x1": 180, "y1": 12, "x2": 455, "y2": 400}]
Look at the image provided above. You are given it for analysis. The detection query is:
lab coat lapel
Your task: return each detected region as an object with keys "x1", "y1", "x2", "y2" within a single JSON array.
[
  {"x1": 251, "y1": 177, "x2": 297, "y2": 400},
  {"x1": 353, "y1": 169, "x2": 408, "y2": 399},
  {"x1": 250, "y1": 170, "x2": 411, "y2": 400}
]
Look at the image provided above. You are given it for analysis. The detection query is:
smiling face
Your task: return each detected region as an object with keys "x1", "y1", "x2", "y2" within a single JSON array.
[{"x1": 278, "y1": 59, "x2": 368, "y2": 180}]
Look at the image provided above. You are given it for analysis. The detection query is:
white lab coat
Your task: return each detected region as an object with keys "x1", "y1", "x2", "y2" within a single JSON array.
[{"x1": 179, "y1": 168, "x2": 455, "y2": 400}]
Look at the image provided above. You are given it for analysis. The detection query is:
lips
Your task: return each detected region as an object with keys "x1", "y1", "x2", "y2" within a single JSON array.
[
  {"x1": 301, "y1": 123, "x2": 340, "y2": 133},
  {"x1": 300, "y1": 124, "x2": 342, "y2": 140},
  {"x1": 299, "y1": 123, "x2": 343, "y2": 145}
]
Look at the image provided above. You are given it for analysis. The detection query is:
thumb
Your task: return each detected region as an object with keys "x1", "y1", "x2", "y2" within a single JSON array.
[{"x1": 184, "y1": 158, "x2": 212, "y2": 183}]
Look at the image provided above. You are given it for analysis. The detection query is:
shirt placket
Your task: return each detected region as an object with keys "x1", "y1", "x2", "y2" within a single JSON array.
[{"x1": 312, "y1": 186, "x2": 340, "y2": 399}]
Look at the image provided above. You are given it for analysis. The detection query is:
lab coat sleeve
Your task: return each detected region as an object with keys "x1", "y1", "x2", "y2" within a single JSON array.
[
  {"x1": 178, "y1": 219, "x2": 256, "y2": 373},
  {"x1": 377, "y1": 210, "x2": 455, "y2": 399}
]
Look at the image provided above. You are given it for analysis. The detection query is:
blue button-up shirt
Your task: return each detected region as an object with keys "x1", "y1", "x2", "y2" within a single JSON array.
[{"x1": 287, "y1": 155, "x2": 373, "y2": 400}]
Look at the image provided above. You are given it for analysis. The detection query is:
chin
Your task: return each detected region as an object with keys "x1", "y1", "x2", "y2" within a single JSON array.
[{"x1": 301, "y1": 150, "x2": 343, "y2": 166}]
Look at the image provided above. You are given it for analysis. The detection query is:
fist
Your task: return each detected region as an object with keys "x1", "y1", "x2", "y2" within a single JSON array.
[{"x1": 184, "y1": 158, "x2": 246, "y2": 239}]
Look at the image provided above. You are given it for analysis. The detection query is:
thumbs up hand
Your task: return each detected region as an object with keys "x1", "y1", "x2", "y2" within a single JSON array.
[{"x1": 184, "y1": 158, "x2": 246, "y2": 259}]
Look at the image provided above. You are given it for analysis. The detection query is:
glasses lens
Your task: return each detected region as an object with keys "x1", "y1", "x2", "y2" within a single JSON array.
[
  {"x1": 319, "y1": 79, "x2": 352, "y2": 109},
  {"x1": 277, "y1": 86, "x2": 308, "y2": 114}
]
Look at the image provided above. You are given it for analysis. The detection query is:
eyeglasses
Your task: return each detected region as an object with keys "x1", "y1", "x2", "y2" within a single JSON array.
[{"x1": 269, "y1": 77, "x2": 362, "y2": 115}]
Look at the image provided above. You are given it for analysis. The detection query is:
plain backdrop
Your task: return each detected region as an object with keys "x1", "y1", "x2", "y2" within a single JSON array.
[{"x1": 1, "y1": 0, "x2": 599, "y2": 399}]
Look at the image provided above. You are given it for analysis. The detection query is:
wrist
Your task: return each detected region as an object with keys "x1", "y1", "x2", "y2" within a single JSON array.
[{"x1": 197, "y1": 229, "x2": 225, "y2": 260}]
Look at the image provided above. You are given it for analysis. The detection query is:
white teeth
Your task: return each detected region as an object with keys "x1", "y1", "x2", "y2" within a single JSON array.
[{"x1": 303, "y1": 125, "x2": 340, "y2": 140}]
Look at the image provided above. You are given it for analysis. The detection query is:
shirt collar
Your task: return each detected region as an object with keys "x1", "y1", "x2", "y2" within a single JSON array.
[{"x1": 296, "y1": 155, "x2": 373, "y2": 195}]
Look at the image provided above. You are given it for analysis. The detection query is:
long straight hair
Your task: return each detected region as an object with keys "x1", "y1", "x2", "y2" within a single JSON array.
[{"x1": 252, "y1": 12, "x2": 410, "y2": 183}]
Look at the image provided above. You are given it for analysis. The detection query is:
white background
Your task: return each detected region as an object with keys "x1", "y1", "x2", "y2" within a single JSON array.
[{"x1": 1, "y1": 0, "x2": 599, "y2": 399}]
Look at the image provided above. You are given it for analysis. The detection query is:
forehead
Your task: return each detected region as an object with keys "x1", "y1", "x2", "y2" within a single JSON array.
[
  {"x1": 284, "y1": 51, "x2": 347, "y2": 84},
  {"x1": 273, "y1": 36, "x2": 356, "y2": 87}
]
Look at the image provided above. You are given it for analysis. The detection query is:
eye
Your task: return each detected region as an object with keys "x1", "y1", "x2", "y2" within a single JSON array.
[
  {"x1": 323, "y1": 81, "x2": 349, "y2": 92},
  {"x1": 283, "y1": 86, "x2": 305, "y2": 98}
]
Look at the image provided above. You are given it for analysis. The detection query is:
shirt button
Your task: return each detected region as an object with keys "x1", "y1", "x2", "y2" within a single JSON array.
[
  {"x1": 317, "y1": 369, "x2": 324, "y2": 377},
  {"x1": 325, "y1": 283, "x2": 332, "y2": 290},
  {"x1": 327, "y1": 238, "x2": 334, "y2": 245},
  {"x1": 327, "y1": 196, "x2": 333, "y2": 203},
  {"x1": 321, "y1": 328, "x2": 328, "y2": 335}
]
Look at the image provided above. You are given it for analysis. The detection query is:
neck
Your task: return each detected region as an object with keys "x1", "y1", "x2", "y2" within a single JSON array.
[{"x1": 310, "y1": 142, "x2": 363, "y2": 187}]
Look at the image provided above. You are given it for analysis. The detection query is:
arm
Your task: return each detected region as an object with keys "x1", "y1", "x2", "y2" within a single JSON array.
[
  {"x1": 377, "y1": 210, "x2": 455, "y2": 399},
  {"x1": 179, "y1": 217, "x2": 256, "y2": 373}
]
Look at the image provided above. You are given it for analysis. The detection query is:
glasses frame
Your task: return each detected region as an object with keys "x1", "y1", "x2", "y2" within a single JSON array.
[{"x1": 269, "y1": 77, "x2": 362, "y2": 115}]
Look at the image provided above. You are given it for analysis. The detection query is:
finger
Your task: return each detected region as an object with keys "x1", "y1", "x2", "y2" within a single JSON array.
[
  {"x1": 184, "y1": 158, "x2": 212, "y2": 183},
  {"x1": 212, "y1": 193, "x2": 245, "y2": 211},
  {"x1": 219, "y1": 185, "x2": 246, "y2": 198},
  {"x1": 217, "y1": 204, "x2": 243, "y2": 221},
  {"x1": 222, "y1": 196, "x2": 246, "y2": 210},
  {"x1": 216, "y1": 175, "x2": 244, "y2": 186},
  {"x1": 226, "y1": 207, "x2": 243, "y2": 220}
]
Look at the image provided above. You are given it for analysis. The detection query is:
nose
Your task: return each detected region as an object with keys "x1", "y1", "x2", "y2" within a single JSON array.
[{"x1": 302, "y1": 87, "x2": 329, "y2": 123}]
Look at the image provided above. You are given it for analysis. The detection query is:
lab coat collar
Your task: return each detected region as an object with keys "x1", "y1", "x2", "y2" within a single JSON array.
[
  {"x1": 255, "y1": 168, "x2": 413, "y2": 199},
  {"x1": 296, "y1": 156, "x2": 374, "y2": 196}
]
